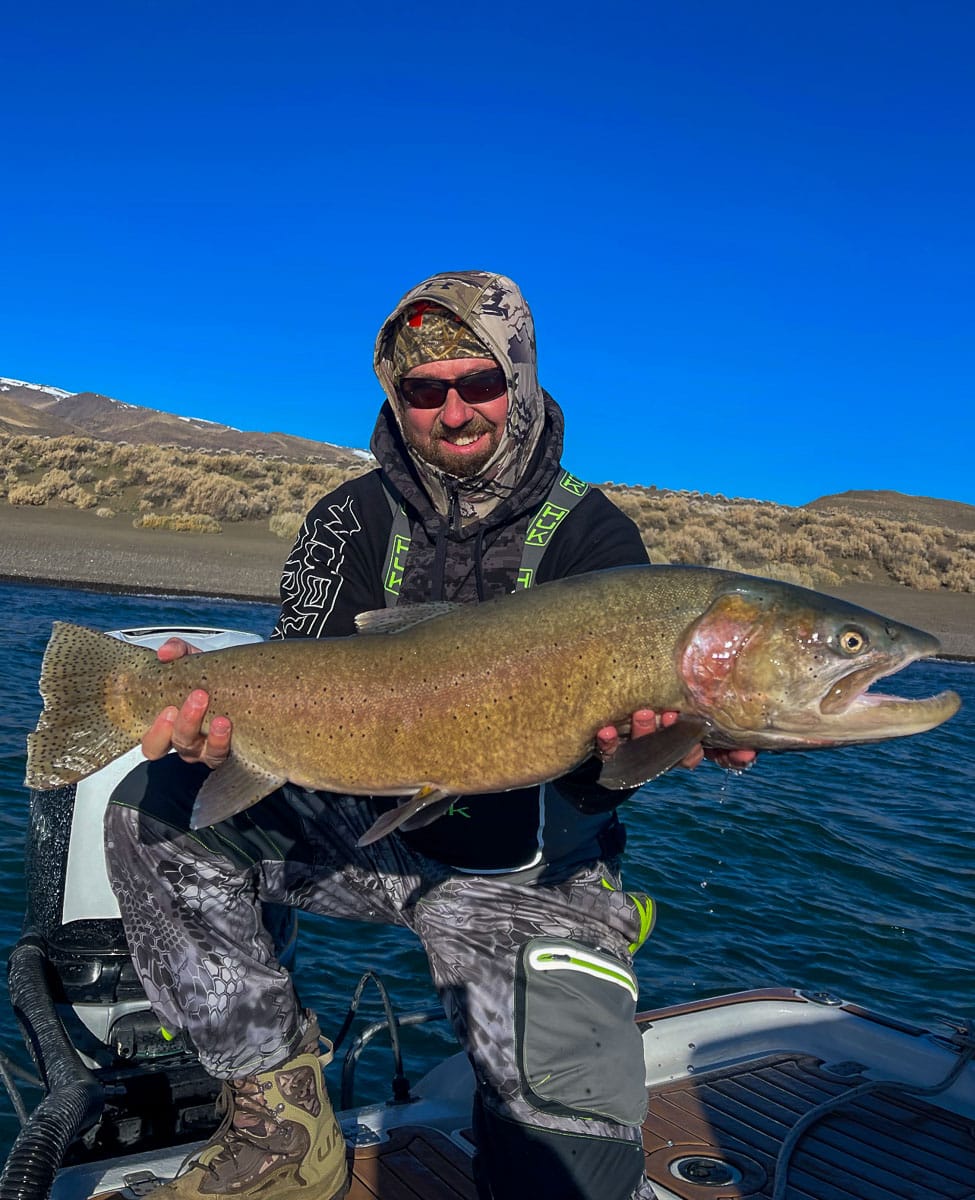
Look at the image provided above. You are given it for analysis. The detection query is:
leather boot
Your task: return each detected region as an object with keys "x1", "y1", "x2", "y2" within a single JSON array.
[{"x1": 160, "y1": 1017, "x2": 349, "y2": 1199}]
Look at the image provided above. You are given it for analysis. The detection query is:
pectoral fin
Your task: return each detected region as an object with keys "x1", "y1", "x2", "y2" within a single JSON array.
[
  {"x1": 597, "y1": 715, "x2": 710, "y2": 789},
  {"x1": 357, "y1": 786, "x2": 453, "y2": 846},
  {"x1": 190, "y1": 752, "x2": 287, "y2": 829}
]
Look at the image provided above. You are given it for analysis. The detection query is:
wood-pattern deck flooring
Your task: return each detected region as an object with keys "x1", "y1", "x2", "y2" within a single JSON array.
[{"x1": 344, "y1": 1053, "x2": 975, "y2": 1199}]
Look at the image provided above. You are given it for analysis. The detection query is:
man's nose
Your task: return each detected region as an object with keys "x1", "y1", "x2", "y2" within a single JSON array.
[{"x1": 439, "y1": 389, "x2": 473, "y2": 426}]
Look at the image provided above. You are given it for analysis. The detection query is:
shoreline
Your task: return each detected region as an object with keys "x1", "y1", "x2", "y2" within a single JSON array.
[
  {"x1": 0, "y1": 570, "x2": 277, "y2": 606},
  {"x1": 2, "y1": 503, "x2": 974, "y2": 661}
]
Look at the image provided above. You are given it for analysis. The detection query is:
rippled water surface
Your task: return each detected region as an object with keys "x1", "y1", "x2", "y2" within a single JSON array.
[{"x1": 1, "y1": 580, "x2": 972, "y2": 1155}]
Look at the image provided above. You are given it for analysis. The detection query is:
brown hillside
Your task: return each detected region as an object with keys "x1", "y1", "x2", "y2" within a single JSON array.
[
  {"x1": 805, "y1": 490, "x2": 975, "y2": 534},
  {"x1": 6, "y1": 381, "x2": 371, "y2": 470},
  {"x1": 0, "y1": 395, "x2": 87, "y2": 438}
]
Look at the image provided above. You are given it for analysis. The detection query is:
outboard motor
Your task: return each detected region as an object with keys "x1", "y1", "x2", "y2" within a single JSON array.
[{"x1": 5, "y1": 627, "x2": 296, "y2": 1176}]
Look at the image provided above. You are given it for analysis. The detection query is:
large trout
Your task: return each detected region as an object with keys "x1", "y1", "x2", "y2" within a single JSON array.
[{"x1": 26, "y1": 565, "x2": 960, "y2": 842}]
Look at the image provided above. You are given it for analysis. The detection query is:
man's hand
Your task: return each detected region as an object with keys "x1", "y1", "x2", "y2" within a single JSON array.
[
  {"x1": 596, "y1": 709, "x2": 756, "y2": 771},
  {"x1": 141, "y1": 637, "x2": 233, "y2": 768}
]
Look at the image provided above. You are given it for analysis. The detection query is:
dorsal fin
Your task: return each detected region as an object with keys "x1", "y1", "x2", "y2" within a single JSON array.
[{"x1": 354, "y1": 602, "x2": 461, "y2": 635}]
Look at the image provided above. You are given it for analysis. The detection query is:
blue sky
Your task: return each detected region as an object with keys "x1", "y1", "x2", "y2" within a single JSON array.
[{"x1": 2, "y1": 1, "x2": 972, "y2": 507}]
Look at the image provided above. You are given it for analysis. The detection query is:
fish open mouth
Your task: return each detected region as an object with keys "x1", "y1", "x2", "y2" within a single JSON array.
[
  {"x1": 820, "y1": 664, "x2": 891, "y2": 715},
  {"x1": 819, "y1": 660, "x2": 961, "y2": 732}
]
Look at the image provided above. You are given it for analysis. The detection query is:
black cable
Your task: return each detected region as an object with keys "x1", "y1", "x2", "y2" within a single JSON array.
[
  {"x1": 772, "y1": 1021, "x2": 975, "y2": 1200},
  {"x1": 0, "y1": 1054, "x2": 38, "y2": 1128},
  {"x1": 339, "y1": 1009, "x2": 446, "y2": 1111},
  {"x1": 332, "y1": 971, "x2": 402, "y2": 1065},
  {"x1": 332, "y1": 972, "x2": 447, "y2": 1110}
]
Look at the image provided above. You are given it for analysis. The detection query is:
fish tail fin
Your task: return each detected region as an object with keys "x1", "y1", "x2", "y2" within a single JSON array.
[{"x1": 26, "y1": 622, "x2": 149, "y2": 790}]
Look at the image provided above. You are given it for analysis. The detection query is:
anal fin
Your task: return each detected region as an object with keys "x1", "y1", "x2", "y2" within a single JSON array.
[{"x1": 357, "y1": 786, "x2": 453, "y2": 846}]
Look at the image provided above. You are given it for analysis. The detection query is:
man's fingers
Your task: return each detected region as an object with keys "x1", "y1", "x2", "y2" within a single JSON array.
[
  {"x1": 201, "y1": 717, "x2": 233, "y2": 766},
  {"x1": 704, "y1": 747, "x2": 758, "y2": 770},
  {"x1": 598, "y1": 709, "x2": 677, "y2": 757},
  {"x1": 679, "y1": 744, "x2": 705, "y2": 770},
  {"x1": 729, "y1": 748, "x2": 757, "y2": 766},
  {"x1": 597, "y1": 708, "x2": 756, "y2": 772},
  {"x1": 142, "y1": 707, "x2": 179, "y2": 760},
  {"x1": 595, "y1": 725, "x2": 620, "y2": 758},
  {"x1": 630, "y1": 710, "x2": 661, "y2": 739},
  {"x1": 141, "y1": 689, "x2": 232, "y2": 768},
  {"x1": 170, "y1": 690, "x2": 210, "y2": 750},
  {"x1": 157, "y1": 637, "x2": 195, "y2": 663}
]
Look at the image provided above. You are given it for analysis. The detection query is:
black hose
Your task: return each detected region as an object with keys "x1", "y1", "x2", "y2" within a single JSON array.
[{"x1": 0, "y1": 938, "x2": 105, "y2": 1200}]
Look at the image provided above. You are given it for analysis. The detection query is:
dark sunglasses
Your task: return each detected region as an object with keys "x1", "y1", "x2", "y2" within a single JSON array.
[{"x1": 398, "y1": 367, "x2": 507, "y2": 410}]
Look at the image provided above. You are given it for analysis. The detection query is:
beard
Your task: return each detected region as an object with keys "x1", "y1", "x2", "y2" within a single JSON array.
[{"x1": 406, "y1": 415, "x2": 501, "y2": 479}]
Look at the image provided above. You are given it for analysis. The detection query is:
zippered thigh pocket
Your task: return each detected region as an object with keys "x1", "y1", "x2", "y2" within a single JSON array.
[{"x1": 515, "y1": 937, "x2": 648, "y2": 1126}]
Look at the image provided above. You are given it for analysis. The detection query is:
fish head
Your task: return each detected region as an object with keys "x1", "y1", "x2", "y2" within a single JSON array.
[{"x1": 677, "y1": 577, "x2": 961, "y2": 749}]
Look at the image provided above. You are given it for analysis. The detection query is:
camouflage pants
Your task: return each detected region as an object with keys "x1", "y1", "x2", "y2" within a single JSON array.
[{"x1": 105, "y1": 757, "x2": 657, "y2": 1200}]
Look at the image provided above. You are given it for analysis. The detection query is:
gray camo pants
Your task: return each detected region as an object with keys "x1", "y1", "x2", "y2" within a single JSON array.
[{"x1": 105, "y1": 757, "x2": 657, "y2": 1200}]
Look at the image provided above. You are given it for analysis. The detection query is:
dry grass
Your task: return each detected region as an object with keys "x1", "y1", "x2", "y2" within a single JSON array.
[
  {"x1": 134, "y1": 512, "x2": 223, "y2": 534},
  {"x1": 1, "y1": 434, "x2": 973, "y2": 593},
  {"x1": 0, "y1": 435, "x2": 362, "y2": 536},
  {"x1": 602, "y1": 483, "x2": 975, "y2": 593}
]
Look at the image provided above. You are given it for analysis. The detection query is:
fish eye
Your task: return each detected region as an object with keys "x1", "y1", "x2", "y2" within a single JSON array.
[{"x1": 837, "y1": 627, "x2": 868, "y2": 655}]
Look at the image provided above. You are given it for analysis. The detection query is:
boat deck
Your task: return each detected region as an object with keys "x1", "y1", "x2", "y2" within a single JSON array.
[
  {"x1": 343, "y1": 1051, "x2": 975, "y2": 1200},
  {"x1": 641, "y1": 1051, "x2": 975, "y2": 1199},
  {"x1": 346, "y1": 1126, "x2": 475, "y2": 1199}
]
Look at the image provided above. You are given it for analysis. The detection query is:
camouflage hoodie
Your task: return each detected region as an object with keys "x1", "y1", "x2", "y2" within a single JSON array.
[{"x1": 374, "y1": 271, "x2": 545, "y2": 525}]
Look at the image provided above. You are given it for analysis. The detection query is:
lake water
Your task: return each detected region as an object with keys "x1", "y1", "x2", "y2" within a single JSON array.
[{"x1": 0, "y1": 579, "x2": 972, "y2": 1157}]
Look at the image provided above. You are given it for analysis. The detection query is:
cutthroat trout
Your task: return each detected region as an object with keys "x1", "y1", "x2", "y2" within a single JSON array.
[{"x1": 26, "y1": 565, "x2": 960, "y2": 842}]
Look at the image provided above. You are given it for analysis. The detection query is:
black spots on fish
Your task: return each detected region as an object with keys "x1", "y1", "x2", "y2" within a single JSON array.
[{"x1": 571, "y1": 650, "x2": 594, "y2": 686}]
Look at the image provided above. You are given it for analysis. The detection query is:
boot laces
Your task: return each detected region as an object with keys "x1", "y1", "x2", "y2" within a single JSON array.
[{"x1": 183, "y1": 1078, "x2": 284, "y2": 1178}]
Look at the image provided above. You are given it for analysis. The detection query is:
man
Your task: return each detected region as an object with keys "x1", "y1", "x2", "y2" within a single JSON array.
[{"x1": 105, "y1": 270, "x2": 753, "y2": 1200}]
